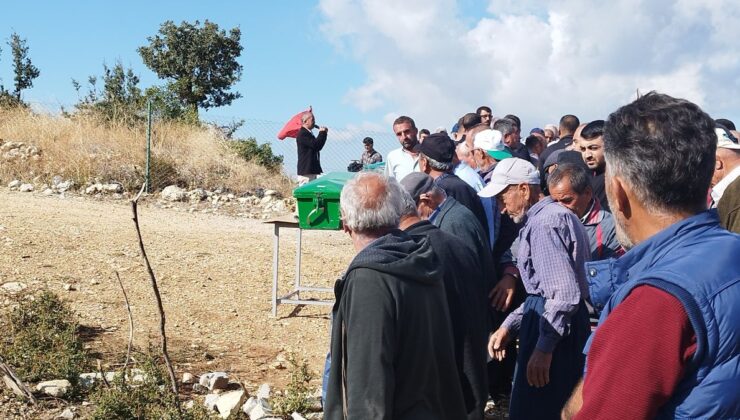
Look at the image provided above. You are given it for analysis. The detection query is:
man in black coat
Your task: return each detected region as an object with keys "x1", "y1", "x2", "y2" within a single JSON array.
[
  {"x1": 539, "y1": 114, "x2": 579, "y2": 171},
  {"x1": 324, "y1": 172, "x2": 466, "y2": 420},
  {"x1": 399, "y1": 189, "x2": 489, "y2": 420},
  {"x1": 296, "y1": 111, "x2": 328, "y2": 185}
]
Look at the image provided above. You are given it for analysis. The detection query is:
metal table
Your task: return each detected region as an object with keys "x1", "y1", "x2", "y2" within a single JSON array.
[{"x1": 264, "y1": 217, "x2": 334, "y2": 317}]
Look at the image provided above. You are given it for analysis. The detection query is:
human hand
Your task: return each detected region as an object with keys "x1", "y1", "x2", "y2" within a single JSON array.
[
  {"x1": 319, "y1": 126, "x2": 328, "y2": 133},
  {"x1": 489, "y1": 274, "x2": 517, "y2": 312},
  {"x1": 527, "y1": 349, "x2": 553, "y2": 387},
  {"x1": 488, "y1": 327, "x2": 510, "y2": 361}
]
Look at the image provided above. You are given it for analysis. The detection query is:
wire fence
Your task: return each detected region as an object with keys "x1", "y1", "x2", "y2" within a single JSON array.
[{"x1": 24, "y1": 100, "x2": 402, "y2": 187}]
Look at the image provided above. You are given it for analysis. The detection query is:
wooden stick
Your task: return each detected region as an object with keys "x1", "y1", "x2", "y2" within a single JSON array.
[
  {"x1": 0, "y1": 357, "x2": 37, "y2": 404},
  {"x1": 115, "y1": 271, "x2": 134, "y2": 375},
  {"x1": 131, "y1": 184, "x2": 181, "y2": 414}
]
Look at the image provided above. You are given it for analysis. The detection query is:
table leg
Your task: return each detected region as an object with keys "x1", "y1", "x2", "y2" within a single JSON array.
[
  {"x1": 295, "y1": 228, "x2": 302, "y2": 299},
  {"x1": 272, "y1": 224, "x2": 279, "y2": 317}
]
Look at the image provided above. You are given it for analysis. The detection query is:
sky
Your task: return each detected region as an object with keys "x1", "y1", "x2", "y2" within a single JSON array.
[{"x1": 2, "y1": 0, "x2": 739, "y2": 173}]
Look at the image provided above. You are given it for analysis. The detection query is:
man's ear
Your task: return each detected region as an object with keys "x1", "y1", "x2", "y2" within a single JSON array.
[
  {"x1": 609, "y1": 175, "x2": 632, "y2": 220},
  {"x1": 715, "y1": 155, "x2": 723, "y2": 171}
]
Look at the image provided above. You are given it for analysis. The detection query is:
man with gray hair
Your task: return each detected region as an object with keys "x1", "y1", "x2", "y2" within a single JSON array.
[
  {"x1": 493, "y1": 118, "x2": 531, "y2": 163},
  {"x1": 324, "y1": 172, "x2": 466, "y2": 419},
  {"x1": 563, "y1": 92, "x2": 740, "y2": 419}
]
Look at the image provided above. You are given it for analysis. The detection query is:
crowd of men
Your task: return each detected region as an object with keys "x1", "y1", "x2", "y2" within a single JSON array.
[{"x1": 313, "y1": 92, "x2": 739, "y2": 419}]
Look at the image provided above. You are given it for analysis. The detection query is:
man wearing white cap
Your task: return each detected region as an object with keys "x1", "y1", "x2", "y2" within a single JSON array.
[
  {"x1": 712, "y1": 126, "x2": 740, "y2": 232},
  {"x1": 472, "y1": 129, "x2": 512, "y2": 183},
  {"x1": 481, "y1": 158, "x2": 592, "y2": 419}
]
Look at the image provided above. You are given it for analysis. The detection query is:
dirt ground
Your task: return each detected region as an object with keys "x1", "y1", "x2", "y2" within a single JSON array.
[{"x1": 0, "y1": 189, "x2": 354, "y2": 394}]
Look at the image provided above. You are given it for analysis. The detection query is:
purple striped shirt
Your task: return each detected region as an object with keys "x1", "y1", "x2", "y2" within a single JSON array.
[{"x1": 501, "y1": 196, "x2": 591, "y2": 352}]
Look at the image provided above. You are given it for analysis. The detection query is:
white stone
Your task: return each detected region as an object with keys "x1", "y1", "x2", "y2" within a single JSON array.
[
  {"x1": 260, "y1": 196, "x2": 274, "y2": 206},
  {"x1": 291, "y1": 412, "x2": 307, "y2": 420},
  {"x1": 242, "y1": 397, "x2": 257, "y2": 414},
  {"x1": 19, "y1": 183, "x2": 34, "y2": 192},
  {"x1": 42, "y1": 188, "x2": 55, "y2": 196},
  {"x1": 264, "y1": 190, "x2": 278, "y2": 197},
  {"x1": 103, "y1": 183, "x2": 123, "y2": 193},
  {"x1": 248, "y1": 399, "x2": 273, "y2": 420},
  {"x1": 58, "y1": 408, "x2": 76, "y2": 419},
  {"x1": 1, "y1": 282, "x2": 27, "y2": 293},
  {"x1": 161, "y1": 185, "x2": 186, "y2": 202},
  {"x1": 52, "y1": 175, "x2": 63, "y2": 186},
  {"x1": 182, "y1": 372, "x2": 194, "y2": 384},
  {"x1": 184, "y1": 400, "x2": 195, "y2": 410},
  {"x1": 56, "y1": 180, "x2": 73, "y2": 192},
  {"x1": 7, "y1": 180, "x2": 22, "y2": 189},
  {"x1": 36, "y1": 379, "x2": 71, "y2": 397},
  {"x1": 85, "y1": 184, "x2": 101, "y2": 195},
  {"x1": 238, "y1": 197, "x2": 249, "y2": 204},
  {"x1": 215, "y1": 389, "x2": 247, "y2": 419},
  {"x1": 256, "y1": 383, "x2": 271, "y2": 400},
  {"x1": 188, "y1": 188, "x2": 207, "y2": 202},
  {"x1": 204, "y1": 393, "x2": 219, "y2": 411},
  {"x1": 63, "y1": 283, "x2": 75, "y2": 291}
]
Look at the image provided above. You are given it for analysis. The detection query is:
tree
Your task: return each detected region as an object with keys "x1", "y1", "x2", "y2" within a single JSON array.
[
  {"x1": 138, "y1": 20, "x2": 243, "y2": 117},
  {"x1": 9, "y1": 32, "x2": 40, "y2": 101},
  {"x1": 72, "y1": 62, "x2": 146, "y2": 123}
]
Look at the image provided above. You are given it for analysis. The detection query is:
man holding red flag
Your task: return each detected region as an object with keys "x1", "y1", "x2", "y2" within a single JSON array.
[{"x1": 296, "y1": 111, "x2": 328, "y2": 185}]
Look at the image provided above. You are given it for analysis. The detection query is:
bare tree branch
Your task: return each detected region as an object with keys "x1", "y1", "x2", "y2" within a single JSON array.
[
  {"x1": 131, "y1": 183, "x2": 181, "y2": 414},
  {"x1": 115, "y1": 271, "x2": 134, "y2": 374},
  {"x1": 0, "y1": 357, "x2": 37, "y2": 404}
]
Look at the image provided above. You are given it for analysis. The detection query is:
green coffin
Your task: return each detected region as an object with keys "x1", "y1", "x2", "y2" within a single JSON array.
[{"x1": 293, "y1": 172, "x2": 356, "y2": 230}]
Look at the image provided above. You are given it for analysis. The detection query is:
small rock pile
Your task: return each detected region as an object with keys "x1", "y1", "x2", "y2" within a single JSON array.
[
  {"x1": 0, "y1": 140, "x2": 40, "y2": 162},
  {"x1": 159, "y1": 185, "x2": 295, "y2": 219}
]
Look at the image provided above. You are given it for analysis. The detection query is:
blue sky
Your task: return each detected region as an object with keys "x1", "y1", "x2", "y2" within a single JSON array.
[{"x1": 2, "y1": 0, "x2": 739, "y2": 174}]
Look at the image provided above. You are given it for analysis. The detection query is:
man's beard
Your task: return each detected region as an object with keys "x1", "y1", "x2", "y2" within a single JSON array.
[{"x1": 613, "y1": 211, "x2": 635, "y2": 251}]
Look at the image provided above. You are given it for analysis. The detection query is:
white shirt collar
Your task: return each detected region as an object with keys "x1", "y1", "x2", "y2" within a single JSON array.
[{"x1": 712, "y1": 165, "x2": 740, "y2": 202}]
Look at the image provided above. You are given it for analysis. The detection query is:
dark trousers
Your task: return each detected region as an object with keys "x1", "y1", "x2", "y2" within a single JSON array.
[{"x1": 509, "y1": 296, "x2": 590, "y2": 420}]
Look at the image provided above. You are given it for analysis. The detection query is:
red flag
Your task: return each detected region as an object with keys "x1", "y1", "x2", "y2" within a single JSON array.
[{"x1": 277, "y1": 106, "x2": 312, "y2": 140}]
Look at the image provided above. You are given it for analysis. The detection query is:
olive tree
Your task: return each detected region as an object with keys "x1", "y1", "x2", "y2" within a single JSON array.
[{"x1": 138, "y1": 20, "x2": 243, "y2": 118}]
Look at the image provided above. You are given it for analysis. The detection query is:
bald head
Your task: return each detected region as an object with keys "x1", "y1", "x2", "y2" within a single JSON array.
[{"x1": 340, "y1": 172, "x2": 402, "y2": 235}]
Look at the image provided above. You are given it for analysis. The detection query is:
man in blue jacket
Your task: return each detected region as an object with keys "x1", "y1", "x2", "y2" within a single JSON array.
[{"x1": 563, "y1": 92, "x2": 740, "y2": 419}]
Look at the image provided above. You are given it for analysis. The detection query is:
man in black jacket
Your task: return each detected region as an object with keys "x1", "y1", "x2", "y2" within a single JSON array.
[
  {"x1": 399, "y1": 188, "x2": 489, "y2": 420},
  {"x1": 324, "y1": 172, "x2": 466, "y2": 420},
  {"x1": 296, "y1": 111, "x2": 328, "y2": 185},
  {"x1": 539, "y1": 114, "x2": 580, "y2": 171}
]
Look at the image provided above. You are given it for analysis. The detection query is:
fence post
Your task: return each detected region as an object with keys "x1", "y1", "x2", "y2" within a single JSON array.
[{"x1": 145, "y1": 100, "x2": 152, "y2": 193}]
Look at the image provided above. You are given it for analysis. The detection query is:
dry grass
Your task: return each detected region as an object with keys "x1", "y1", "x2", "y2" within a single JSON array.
[{"x1": 0, "y1": 107, "x2": 294, "y2": 195}]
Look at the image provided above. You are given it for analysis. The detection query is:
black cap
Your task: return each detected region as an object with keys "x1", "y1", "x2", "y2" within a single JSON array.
[
  {"x1": 414, "y1": 132, "x2": 455, "y2": 163},
  {"x1": 362, "y1": 137, "x2": 373, "y2": 145}
]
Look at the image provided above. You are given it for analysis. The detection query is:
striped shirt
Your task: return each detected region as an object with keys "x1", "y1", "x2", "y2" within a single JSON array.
[{"x1": 501, "y1": 196, "x2": 591, "y2": 352}]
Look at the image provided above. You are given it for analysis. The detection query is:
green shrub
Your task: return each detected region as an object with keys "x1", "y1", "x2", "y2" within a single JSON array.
[
  {"x1": 91, "y1": 349, "x2": 213, "y2": 420},
  {"x1": 230, "y1": 137, "x2": 283, "y2": 172},
  {"x1": 271, "y1": 353, "x2": 316, "y2": 418},
  {"x1": 0, "y1": 291, "x2": 88, "y2": 386}
]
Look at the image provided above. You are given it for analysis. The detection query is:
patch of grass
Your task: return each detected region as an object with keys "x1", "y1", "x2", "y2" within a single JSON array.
[
  {"x1": 0, "y1": 291, "x2": 88, "y2": 387},
  {"x1": 271, "y1": 353, "x2": 316, "y2": 418},
  {"x1": 91, "y1": 349, "x2": 213, "y2": 420}
]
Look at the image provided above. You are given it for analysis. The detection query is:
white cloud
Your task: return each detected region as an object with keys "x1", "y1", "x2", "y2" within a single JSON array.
[{"x1": 319, "y1": 0, "x2": 740, "y2": 130}]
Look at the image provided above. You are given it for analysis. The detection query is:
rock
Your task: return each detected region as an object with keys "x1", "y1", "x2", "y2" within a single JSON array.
[
  {"x1": 264, "y1": 190, "x2": 279, "y2": 197},
  {"x1": 51, "y1": 175, "x2": 63, "y2": 186},
  {"x1": 58, "y1": 408, "x2": 75, "y2": 419},
  {"x1": 102, "y1": 183, "x2": 123, "y2": 193},
  {"x1": 248, "y1": 399, "x2": 273, "y2": 420},
  {"x1": 56, "y1": 180, "x2": 74, "y2": 192},
  {"x1": 19, "y1": 183, "x2": 34, "y2": 192},
  {"x1": 184, "y1": 400, "x2": 195, "y2": 410},
  {"x1": 42, "y1": 188, "x2": 55, "y2": 196},
  {"x1": 1, "y1": 282, "x2": 27, "y2": 293},
  {"x1": 85, "y1": 184, "x2": 102, "y2": 195},
  {"x1": 182, "y1": 372, "x2": 194, "y2": 384},
  {"x1": 270, "y1": 200, "x2": 287, "y2": 213},
  {"x1": 204, "y1": 393, "x2": 219, "y2": 411},
  {"x1": 8, "y1": 180, "x2": 22, "y2": 189},
  {"x1": 291, "y1": 413, "x2": 307, "y2": 420},
  {"x1": 36, "y1": 379, "x2": 71, "y2": 397},
  {"x1": 2, "y1": 374, "x2": 26, "y2": 399},
  {"x1": 238, "y1": 197, "x2": 249, "y2": 205},
  {"x1": 215, "y1": 389, "x2": 247, "y2": 419},
  {"x1": 256, "y1": 383, "x2": 271, "y2": 400},
  {"x1": 188, "y1": 188, "x2": 207, "y2": 202},
  {"x1": 63, "y1": 283, "x2": 75, "y2": 292},
  {"x1": 208, "y1": 373, "x2": 229, "y2": 390},
  {"x1": 242, "y1": 397, "x2": 257, "y2": 415},
  {"x1": 192, "y1": 383, "x2": 208, "y2": 393},
  {"x1": 260, "y1": 196, "x2": 274, "y2": 206},
  {"x1": 161, "y1": 185, "x2": 186, "y2": 201}
]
